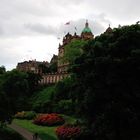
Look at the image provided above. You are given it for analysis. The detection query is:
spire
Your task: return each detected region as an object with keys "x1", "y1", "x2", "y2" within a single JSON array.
[
  {"x1": 105, "y1": 24, "x2": 113, "y2": 34},
  {"x1": 82, "y1": 20, "x2": 92, "y2": 33},
  {"x1": 85, "y1": 19, "x2": 89, "y2": 27},
  {"x1": 81, "y1": 20, "x2": 94, "y2": 39}
]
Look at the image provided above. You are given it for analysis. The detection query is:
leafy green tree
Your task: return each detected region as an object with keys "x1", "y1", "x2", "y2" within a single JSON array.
[
  {"x1": 26, "y1": 72, "x2": 42, "y2": 94},
  {"x1": 0, "y1": 92, "x2": 12, "y2": 127},
  {"x1": 31, "y1": 86, "x2": 55, "y2": 113},
  {"x1": 63, "y1": 40, "x2": 88, "y2": 64},
  {"x1": 0, "y1": 66, "x2": 6, "y2": 74},
  {"x1": 48, "y1": 62, "x2": 57, "y2": 73},
  {"x1": 0, "y1": 68, "x2": 43, "y2": 125},
  {"x1": 0, "y1": 70, "x2": 30, "y2": 112},
  {"x1": 70, "y1": 24, "x2": 140, "y2": 140},
  {"x1": 38, "y1": 63, "x2": 50, "y2": 73},
  {"x1": 1, "y1": 70, "x2": 29, "y2": 97}
]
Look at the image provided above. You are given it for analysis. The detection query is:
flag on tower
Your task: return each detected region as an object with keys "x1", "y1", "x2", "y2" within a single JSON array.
[{"x1": 65, "y1": 21, "x2": 70, "y2": 25}]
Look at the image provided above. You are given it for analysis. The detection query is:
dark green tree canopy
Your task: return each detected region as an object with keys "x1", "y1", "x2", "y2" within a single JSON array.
[
  {"x1": 0, "y1": 69, "x2": 42, "y2": 124},
  {"x1": 63, "y1": 39, "x2": 88, "y2": 64},
  {"x1": 0, "y1": 66, "x2": 6, "y2": 75},
  {"x1": 69, "y1": 24, "x2": 140, "y2": 140}
]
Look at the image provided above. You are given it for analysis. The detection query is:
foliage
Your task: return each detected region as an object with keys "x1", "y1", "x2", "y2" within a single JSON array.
[
  {"x1": 1, "y1": 23, "x2": 139, "y2": 139},
  {"x1": 14, "y1": 111, "x2": 36, "y2": 120},
  {"x1": 26, "y1": 72, "x2": 42, "y2": 94},
  {"x1": 0, "y1": 67, "x2": 13, "y2": 126},
  {"x1": 1, "y1": 69, "x2": 29, "y2": 97},
  {"x1": 31, "y1": 78, "x2": 76, "y2": 114},
  {"x1": 31, "y1": 86, "x2": 55, "y2": 113},
  {"x1": 54, "y1": 100, "x2": 75, "y2": 115},
  {"x1": 62, "y1": 40, "x2": 87, "y2": 64},
  {"x1": 0, "y1": 69, "x2": 42, "y2": 125},
  {"x1": 70, "y1": 24, "x2": 140, "y2": 139},
  {"x1": 0, "y1": 127, "x2": 24, "y2": 140},
  {"x1": 38, "y1": 61, "x2": 57, "y2": 74},
  {"x1": 33, "y1": 113, "x2": 65, "y2": 126},
  {"x1": 0, "y1": 70, "x2": 30, "y2": 112},
  {"x1": 53, "y1": 77, "x2": 75, "y2": 101},
  {"x1": 0, "y1": 66, "x2": 6, "y2": 75},
  {"x1": 60, "y1": 115, "x2": 77, "y2": 125},
  {"x1": 28, "y1": 23, "x2": 140, "y2": 139},
  {"x1": 38, "y1": 63, "x2": 50, "y2": 73},
  {"x1": 0, "y1": 92, "x2": 12, "y2": 127},
  {"x1": 49, "y1": 62, "x2": 57, "y2": 73}
]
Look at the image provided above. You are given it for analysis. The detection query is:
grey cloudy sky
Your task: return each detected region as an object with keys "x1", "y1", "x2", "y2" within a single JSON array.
[{"x1": 0, "y1": 0, "x2": 139, "y2": 70}]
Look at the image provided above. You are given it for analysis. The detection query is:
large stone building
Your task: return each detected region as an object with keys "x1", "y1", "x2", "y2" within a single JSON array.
[
  {"x1": 57, "y1": 21, "x2": 94, "y2": 73},
  {"x1": 40, "y1": 20, "x2": 94, "y2": 84},
  {"x1": 17, "y1": 21, "x2": 112, "y2": 84}
]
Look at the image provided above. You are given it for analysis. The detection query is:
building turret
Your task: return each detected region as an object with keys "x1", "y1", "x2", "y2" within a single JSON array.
[
  {"x1": 62, "y1": 32, "x2": 73, "y2": 45},
  {"x1": 81, "y1": 20, "x2": 94, "y2": 40},
  {"x1": 105, "y1": 24, "x2": 113, "y2": 34}
]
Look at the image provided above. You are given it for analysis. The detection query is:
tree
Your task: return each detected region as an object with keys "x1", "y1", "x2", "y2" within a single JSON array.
[
  {"x1": 26, "y1": 72, "x2": 42, "y2": 94},
  {"x1": 63, "y1": 40, "x2": 88, "y2": 64},
  {"x1": 70, "y1": 24, "x2": 140, "y2": 140},
  {"x1": 0, "y1": 92, "x2": 12, "y2": 127},
  {"x1": 0, "y1": 66, "x2": 6, "y2": 74},
  {"x1": 0, "y1": 69, "x2": 30, "y2": 112}
]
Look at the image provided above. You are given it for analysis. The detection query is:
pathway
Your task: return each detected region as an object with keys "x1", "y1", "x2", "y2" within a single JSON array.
[{"x1": 8, "y1": 122, "x2": 41, "y2": 140}]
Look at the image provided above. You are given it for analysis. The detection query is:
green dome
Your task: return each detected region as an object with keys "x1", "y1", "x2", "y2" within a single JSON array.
[
  {"x1": 82, "y1": 27, "x2": 92, "y2": 33},
  {"x1": 82, "y1": 21, "x2": 92, "y2": 33}
]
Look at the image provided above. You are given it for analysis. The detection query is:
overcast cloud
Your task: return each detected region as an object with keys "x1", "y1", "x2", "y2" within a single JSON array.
[{"x1": 0, "y1": 0, "x2": 139, "y2": 70}]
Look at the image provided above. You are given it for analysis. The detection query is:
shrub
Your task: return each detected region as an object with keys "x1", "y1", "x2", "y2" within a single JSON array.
[
  {"x1": 14, "y1": 111, "x2": 36, "y2": 120},
  {"x1": 54, "y1": 100, "x2": 75, "y2": 115},
  {"x1": 14, "y1": 111, "x2": 25, "y2": 119},
  {"x1": 31, "y1": 86, "x2": 55, "y2": 113},
  {"x1": 56, "y1": 124, "x2": 82, "y2": 140},
  {"x1": 0, "y1": 127, "x2": 24, "y2": 140},
  {"x1": 33, "y1": 113, "x2": 65, "y2": 126}
]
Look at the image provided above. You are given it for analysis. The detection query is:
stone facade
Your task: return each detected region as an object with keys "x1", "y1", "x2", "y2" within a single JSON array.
[
  {"x1": 17, "y1": 60, "x2": 49, "y2": 74},
  {"x1": 57, "y1": 21, "x2": 93, "y2": 73},
  {"x1": 39, "y1": 72, "x2": 70, "y2": 84},
  {"x1": 40, "y1": 21, "x2": 94, "y2": 84},
  {"x1": 17, "y1": 21, "x2": 99, "y2": 85}
]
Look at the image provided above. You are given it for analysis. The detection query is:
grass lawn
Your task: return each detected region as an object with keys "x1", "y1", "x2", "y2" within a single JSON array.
[{"x1": 13, "y1": 115, "x2": 76, "y2": 140}]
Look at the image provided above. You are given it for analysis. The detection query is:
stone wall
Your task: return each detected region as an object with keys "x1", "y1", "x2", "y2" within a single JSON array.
[{"x1": 39, "y1": 72, "x2": 70, "y2": 84}]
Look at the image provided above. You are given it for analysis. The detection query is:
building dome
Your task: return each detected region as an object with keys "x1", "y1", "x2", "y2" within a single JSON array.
[
  {"x1": 81, "y1": 20, "x2": 94, "y2": 39},
  {"x1": 82, "y1": 20, "x2": 92, "y2": 33}
]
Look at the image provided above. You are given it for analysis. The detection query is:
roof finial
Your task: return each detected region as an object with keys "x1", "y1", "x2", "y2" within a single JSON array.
[
  {"x1": 85, "y1": 19, "x2": 88, "y2": 27},
  {"x1": 109, "y1": 24, "x2": 110, "y2": 27}
]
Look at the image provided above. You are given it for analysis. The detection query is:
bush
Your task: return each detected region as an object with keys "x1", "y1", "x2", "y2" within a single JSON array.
[
  {"x1": 31, "y1": 86, "x2": 55, "y2": 113},
  {"x1": 56, "y1": 124, "x2": 82, "y2": 140},
  {"x1": 0, "y1": 127, "x2": 24, "y2": 140},
  {"x1": 33, "y1": 113, "x2": 65, "y2": 126},
  {"x1": 14, "y1": 111, "x2": 36, "y2": 120},
  {"x1": 54, "y1": 100, "x2": 75, "y2": 115}
]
